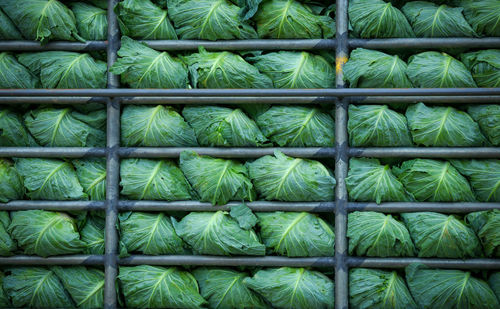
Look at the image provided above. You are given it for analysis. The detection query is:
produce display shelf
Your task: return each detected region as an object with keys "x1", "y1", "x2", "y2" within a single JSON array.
[{"x1": 0, "y1": 0, "x2": 499, "y2": 308}]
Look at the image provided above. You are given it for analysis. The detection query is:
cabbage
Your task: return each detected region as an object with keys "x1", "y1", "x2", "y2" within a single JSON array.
[
  {"x1": 393, "y1": 159, "x2": 475, "y2": 202},
  {"x1": 119, "y1": 212, "x2": 185, "y2": 255},
  {"x1": 121, "y1": 105, "x2": 198, "y2": 147},
  {"x1": 468, "y1": 105, "x2": 500, "y2": 146},
  {"x1": 52, "y1": 266, "x2": 104, "y2": 309},
  {"x1": 0, "y1": 211, "x2": 16, "y2": 256},
  {"x1": 406, "y1": 103, "x2": 487, "y2": 147},
  {"x1": 73, "y1": 158, "x2": 106, "y2": 201},
  {"x1": 254, "y1": 0, "x2": 334, "y2": 39},
  {"x1": 257, "y1": 212, "x2": 334, "y2": 257},
  {"x1": 461, "y1": 49, "x2": 500, "y2": 87},
  {"x1": 348, "y1": 105, "x2": 413, "y2": 147},
  {"x1": 183, "y1": 47, "x2": 273, "y2": 88},
  {"x1": 406, "y1": 264, "x2": 500, "y2": 309},
  {"x1": 344, "y1": 49, "x2": 412, "y2": 88},
  {"x1": 117, "y1": 0, "x2": 177, "y2": 39},
  {"x1": 120, "y1": 158, "x2": 194, "y2": 201},
  {"x1": 407, "y1": 52, "x2": 477, "y2": 88},
  {"x1": 180, "y1": 151, "x2": 255, "y2": 205},
  {"x1": 18, "y1": 52, "x2": 107, "y2": 88},
  {"x1": 401, "y1": 212, "x2": 482, "y2": 258},
  {"x1": 489, "y1": 272, "x2": 500, "y2": 300},
  {"x1": 466, "y1": 210, "x2": 500, "y2": 257},
  {"x1": 173, "y1": 211, "x2": 265, "y2": 255},
  {"x1": 0, "y1": 53, "x2": 40, "y2": 88},
  {"x1": 348, "y1": 211, "x2": 415, "y2": 257},
  {"x1": 0, "y1": 109, "x2": 37, "y2": 147},
  {"x1": 119, "y1": 265, "x2": 207, "y2": 308},
  {"x1": 243, "y1": 267, "x2": 334, "y2": 309},
  {"x1": 70, "y1": 2, "x2": 107, "y2": 40},
  {"x1": 249, "y1": 51, "x2": 335, "y2": 88},
  {"x1": 0, "y1": 159, "x2": 24, "y2": 203},
  {"x1": 349, "y1": 268, "x2": 417, "y2": 309},
  {"x1": 168, "y1": 0, "x2": 257, "y2": 40},
  {"x1": 451, "y1": 159, "x2": 500, "y2": 202},
  {"x1": 456, "y1": 0, "x2": 500, "y2": 37},
  {"x1": 256, "y1": 106, "x2": 334, "y2": 147},
  {"x1": 193, "y1": 268, "x2": 268, "y2": 309},
  {"x1": 349, "y1": 0, "x2": 414, "y2": 38},
  {"x1": 80, "y1": 214, "x2": 105, "y2": 254},
  {"x1": 15, "y1": 158, "x2": 86, "y2": 200},
  {"x1": 0, "y1": 8, "x2": 23, "y2": 39},
  {"x1": 346, "y1": 158, "x2": 413, "y2": 204},
  {"x1": 0, "y1": 272, "x2": 9, "y2": 307},
  {"x1": 111, "y1": 37, "x2": 189, "y2": 88},
  {"x1": 183, "y1": 106, "x2": 267, "y2": 147},
  {"x1": 246, "y1": 151, "x2": 335, "y2": 201}
]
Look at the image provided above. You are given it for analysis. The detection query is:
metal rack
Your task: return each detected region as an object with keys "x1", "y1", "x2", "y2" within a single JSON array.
[{"x1": 0, "y1": 0, "x2": 499, "y2": 308}]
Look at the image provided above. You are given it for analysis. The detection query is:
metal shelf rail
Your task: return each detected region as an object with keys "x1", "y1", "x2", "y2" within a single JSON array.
[{"x1": 0, "y1": 0, "x2": 499, "y2": 308}]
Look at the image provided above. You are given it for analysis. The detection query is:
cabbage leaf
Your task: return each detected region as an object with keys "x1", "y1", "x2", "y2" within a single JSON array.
[
  {"x1": 52, "y1": 266, "x2": 104, "y2": 309},
  {"x1": 0, "y1": 8, "x2": 23, "y2": 40},
  {"x1": 80, "y1": 214, "x2": 105, "y2": 254},
  {"x1": 461, "y1": 49, "x2": 500, "y2": 87},
  {"x1": 73, "y1": 158, "x2": 106, "y2": 200},
  {"x1": 458, "y1": 0, "x2": 500, "y2": 37},
  {"x1": 0, "y1": 271, "x2": 9, "y2": 307},
  {"x1": 466, "y1": 210, "x2": 500, "y2": 257},
  {"x1": 0, "y1": 159, "x2": 24, "y2": 203},
  {"x1": 468, "y1": 105, "x2": 500, "y2": 146},
  {"x1": 70, "y1": 2, "x2": 107, "y2": 40},
  {"x1": 0, "y1": 109, "x2": 37, "y2": 147},
  {"x1": 451, "y1": 159, "x2": 500, "y2": 202},
  {"x1": 0, "y1": 211, "x2": 16, "y2": 256},
  {"x1": 0, "y1": 53, "x2": 40, "y2": 88}
]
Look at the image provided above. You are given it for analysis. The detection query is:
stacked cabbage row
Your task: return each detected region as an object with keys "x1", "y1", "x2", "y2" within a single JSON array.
[
  {"x1": 349, "y1": 210, "x2": 500, "y2": 258},
  {"x1": 349, "y1": 0, "x2": 500, "y2": 38},
  {"x1": 0, "y1": 266, "x2": 335, "y2": 309},
  {"x1": 345, "y1": 48, "x2": 500, "y2": 88}
]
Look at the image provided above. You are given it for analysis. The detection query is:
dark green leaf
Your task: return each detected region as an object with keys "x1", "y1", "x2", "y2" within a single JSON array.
[
  {"x1": 52, "y1": 266, "x2": 104, "y2": 309},
  {"x1": 461, "y1": 49, "x2": 500, "y2": 87},
  {"x1": 0, "y1": 159, "x2": 24, "y2": 203},
  {"x1": 0, "y1": 8, "x2": 23, "y2": 39},
  {"x1": 458, "y1": 0, "x2": 500, "y2": 37},
  {"x1": 0, "y1": 211, "x2": 16, "y2": 256},
  {"x1": 451, "y1": 159, "x2": 500, "y2": 202},
  {"x1": 0, "y1": 271, "x2": 10, "y2": 307},
  {"x1": 80, "y1": 214, "x2": 104, "y2": 254},
  {"x1": 0, "y1": 109, "x2": 37, "y2": 147},
  {"x1": 467, "y1": 104, "x2": 500, "y2": 146},
  {"x1": 466, "y1": 210, "x2": 500, "y2": 257},
  {"x1": 489, "y1": 272, "x2": 500, "y2": 301},
  {"x1": 73, "y1": 158, "x2": 106, "y2": 200},
  {"x1": 230, "y1": 203, "x2": 258, "y2": 230},
  {"x1": 0, "y1": 53, "x2": 40, "y2": 88},
  {"x1": 71, "y1": 2, "x2": 108, "y2": 40}
]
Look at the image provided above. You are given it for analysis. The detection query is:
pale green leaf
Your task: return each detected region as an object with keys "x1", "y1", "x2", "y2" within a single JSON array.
[
  {"x1": 461, "y1": 49, "x2": 500, "y2": 87},
  {"x1": 52, "y1": 266, "x2": 104, "y2": 309},
  {"x1": 229, "y1": 203, "x2": 258, "y2": 230},
  {"x1": 71, "y1": 2, "x2": 107, "y2": 40},
  {"x1": 80, "y1": 214, "x2": 104, "y2": 255},
  {"x1": 73, "y1": 158, "x2": 106, "y2": 200}
]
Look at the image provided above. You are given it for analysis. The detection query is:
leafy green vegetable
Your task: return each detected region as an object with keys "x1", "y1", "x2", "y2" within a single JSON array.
[
  {"x1": 407, "y1": 52, "x2": 477, "y2": 88},
  {"x1": 393, "y1": 159, "x2": 475, "y2": 202},
  {"x1": 348, "y1": 105, "x2": 413, "y2": 147},
  {"x1": 459, "y1": 0, "x2": 500, "y2": 37},
  {"x1": 344, "y1": 49, "x2": 413, "y2": 88},
  {"x1": 111, "y1": 37, "x2": 188, "y2": 88},
  {"x1": 117, "y1": 0, "x2": 177, "y2": 39},
  {"x1": 168, "y1": 0, "x2": 257, "y2": 40},
  {"x1": 349, "y1": 268, "x2": 417, "y2": 309},
  {"x1": 119, "y1": 212, "x2": 184, "y2": 255},
  {"x1": 73, "y1": 158, "x2": 106, "y2": 201},
  {"x1": 0, "y1": 109, "x2": 37, "y2": 147},
  {"x1": 24, "y1": 107, "x2": 105, "y2": 147},
  {"x1": 173, "y1": 211, "x2": 265, "y2": 255},
  {"x1": 249, "y1": 51, "x2": 334, "y2": 88},
  {"x1": 70, "y1": 2, "x2": 107, "y2": 40},
  {"x1": 0, "y1": 271, "x2": 10, "y2": 307},
  {"x1": 346, "y1": 158, "x2": 413, "y2": 204},
  {"x1": 15, "y1": 158, "x2": 86, "y2": 200},
  {"x1": 489, "y1": 272, "x2": 500, "y2": 301},
  {"x1": 119, "y1": 265, "x2": 207, "y2": 308},
  {"x1": 461, "y1": 49, "x2": 500, "y2": 87},
  {"x1": 348, "y1": 211, "x2": 415, "y2": 257},
  {"x1": 18, "y1": 52, "x2": 107, "y2": 88},
  {"x1": 52, "y1": 266, "x2": 104, "y2": 309},
  {"x1": 468, "y1": 105, "x2": 500, "y2": 146},
  {"x1": 0, "y1": 0, "x2": 82, "y2": 42},
  {"x1": 256, "y1": 106, "x2": 335, "y2": 147},
  {"x1": 0, "y1": 53, "x2": 40, "y2": 88},
  {"x1": 247, "y1": 151, "x2": 335, "y2": 201},
  {"x1": 243, "y1": 267, "x2": 334, "y2": 309},
  {"x1": 402, "y1": 1, "x2": 477, "y2": 37},
  {"x1": 180, "y1": 151, "x2": 255, "y2": 205},
  {"x1": 466, "y1": 210, "x2": 500, "y2": 257},
  {"x1": 257, "y1": 212, "x2": 334, "y2": 257},
  {"x1": 402, "y1": 212, "x2": 482, "y2": 258},
  {"x1": 254, "y1": 0, "x2": 334, "y2": 39},
  {"x1": 0, "y1": 211, "x2": 16, "y2": 256},
  {"x1": 80, "y1": 214, "x2": 105, "y2": 254},
  {"x1": 406, "y1": 264, "x2": 500, "y2": 309},
  {"x1": 121, "y1": 105, "x2": 198, "y2": 147},
  {"x1": 451, "y1": 159, "x2": 500, "y2": 202},
  {"x1": 406, "y1": 103, "x2": 487, "y2": 146},
  {"x1": 183, "y1": 47, "x2": 273, "y2": 88},
  {"x1": 183, "y1": 106, "x2": 267, "y2": 147},
  {"x1": 0, "y1": 159, "x2": 24, "y2": 203},
  {"x1": 9, "y1": 210, "x2": 84, "y2": 257},
  {"x1": 120, "y1": 158, "x2": 194, "y2": 201},
  {"x1": 349, "y1": 0, "x2": 414, "y2": 38},
  {"x1": 229, "y1": 203, "x2": 258, "y2": 230},
  {"x1": 194, "y1": 268, "x2": 268, "y2": 309},
  {"x1": 3, "y1": 267, "x2": 74, "y2": 308},
  {"x1": 0, "y1": 8, "x2": 23, "y2": 39}
]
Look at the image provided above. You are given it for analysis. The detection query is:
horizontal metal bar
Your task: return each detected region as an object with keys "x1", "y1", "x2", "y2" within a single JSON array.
[
  {"x1": 352, "y1": 96, "x2": 500, "y2": 104},
  {"x1": 0, "y1": 201, "x2": 106, "y2": 211},
  {"x1": 0, "y1": 41, "x2": 107, "y2": 51},
  {"x1": 349, "y1": 38, "x2": 500, "y2": 49},
  {"x1": 119, "y1": 255, "x2": 335, "y2": 267},
  {"x1": 0, "y1": 97, "x2": 106, "y2": 104},
  {"x1": 0, "y1": 148, "x2": 106, "y2": 157},
  {"x1": 0, "y1": 255, "x2": 105, "y2": 265},
  {"x1": 122, "y1": 96, "x2": 335, "y2": 105},
  {"x1": 118, "y1": 201, "x2": 335, "y2": 212},
  {"x1": 118, "y1": 147, "x2": 335, "y2": 158},
  {"x1": 1, "y1": 89, "x2": 500, "y2": 97},
  {"x1": 348, "y1": 202, "x2": 500, "y2": 213},
  {"x1": 350, "y1": 147, "x2": 500, "y2": 158},
  {"x1": 348, "y1": 257, "x2": 500, "y2": 269}
]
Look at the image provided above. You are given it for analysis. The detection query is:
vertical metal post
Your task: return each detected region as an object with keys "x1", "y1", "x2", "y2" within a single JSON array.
[
  {"x1": 105, "y1": 0, "x2": 120, "y2": 308},
  {"x1": 335, "y1": 0, "x2": 349, "y2": 308}
]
